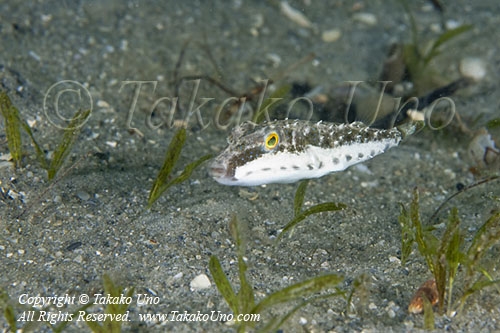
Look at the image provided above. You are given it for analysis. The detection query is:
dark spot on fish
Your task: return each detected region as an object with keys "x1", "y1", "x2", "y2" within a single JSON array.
[
  {"x1": 292, "y1": 165, "x2": 300, "y2": 170},
  {"x1": 346, "y1": 155, "x2": 352, "y2": 161},
  {"x1": 318, "y1": 161, "x2": 324, "y2": 169},
  {"x1": 262, "y1": 168, "x2": 271, "y2": 171},
  {"x1": 333, "y1": 157, "x2": 339, "y2": 164},
  {"x1": 358, "y1": 152, "x2": 364, "y2": 159},
  {"x1": 307, "y1": 164, "x2": 314, "y2": 170},
  {"x1": 370, "y1": 150, "x2": 376, "y2": 157},
  {"x1": 245, "y1": 171, "x2": 253, "y2": 176},
  {"x1": 280, "y1": 166, "x2": 287, "y2": 170}
]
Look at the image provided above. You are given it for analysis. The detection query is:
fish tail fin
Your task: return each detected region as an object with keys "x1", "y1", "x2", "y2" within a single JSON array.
[{"x1": 397, "y1": 120, "x2": 425, "y2": 139}]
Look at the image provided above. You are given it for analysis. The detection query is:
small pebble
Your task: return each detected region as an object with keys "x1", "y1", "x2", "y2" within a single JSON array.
[
  {"x1": 360, "y1": 180, "x2": 378, "y2": 188},
  {"x1": 321, "y1": 28, "x2": 342, "y2": 43},
  {"x1": 0, "y1": 161, "x2": 11, "y2": 170},
  {"x1": 388, "y1": 256, "x2": 401, "y2": 264},
  {"x1": 266, "y1": 53, "x2": 282, "y2": 67},
  {"x1": 97, "y1": 100, "x2": 110, "y2": 108},
  {"x1": 190, "y1": 274, "x2": 211, "y2": 291},
  {"x1": 41, "y1": 14, "x2": 53, "y2": 24},
  {"x1": 104, "y1": 45, "x2": 115, "y2": 53},
  {"x1": 280, "y1": 1, "x2": 312, "y2": 28},
  {"x1": 352, "y1": 12, "x2": 377, "y2": 26},
  {"x1": 74, "y1": 255, "x2": 83, "y2": 264},
  {"x1": 77, "y1": 190, "x2": 90, "y2": 201},
  {"x1": 421, "y1": 4, "x2": 434, "y2": 12},
  {"x1": 106, "y1": 141, "x2": 118, "y2": 148},
  {"x1": 252, "y1": 13, "x2": 264, "y2": 29},
  {"x1": 385, "y1": 301, "x2": 399, "y2": 318},
  {"x1": 459, "y1": 57, "x2": 486, "y2": 81},
  {"x1": 28, "y1": 50, "x2": 41, "y2": 61},
  {"x1": 445, "y1": 19, "x2": 461, "y2": 30},
  {"x1": 407, "y1": 110, "x2": 425, "y2": 122},
  {"x1": 120, "y1": 39, "x2": 128, "y2": 51},
  {"x1": 0, "y1": 153, "x2": 12, "y2": 161}
]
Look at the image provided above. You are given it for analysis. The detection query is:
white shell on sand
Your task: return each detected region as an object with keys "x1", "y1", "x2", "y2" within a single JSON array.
[
  {"x1": 322, "y1": 28, "x2": 342, "y2": 43},
  {"x1": 459, "y1": 57, "x2": 486, "y2": 81},
  {"x1": 190, "y1": 274, "x2": 211, "y2": 291}
]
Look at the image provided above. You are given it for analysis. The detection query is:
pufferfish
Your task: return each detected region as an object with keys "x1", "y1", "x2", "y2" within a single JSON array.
[{"x1": 208, "y1": 119, "x2": 420, "y2": 186}]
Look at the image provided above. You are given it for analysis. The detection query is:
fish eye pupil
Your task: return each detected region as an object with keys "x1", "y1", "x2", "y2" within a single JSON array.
[{"x1": 265, "y1": 132, "x2": 279, "y2": 149}]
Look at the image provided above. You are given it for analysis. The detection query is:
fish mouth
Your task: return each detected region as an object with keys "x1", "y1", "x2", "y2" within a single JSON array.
[
  {"x1": 208, "y1": 162, "x2": 226, "y2": 178},
  {"x1": 208, "y1": 160, "x2": 240, "y2": 185},
  {"x1": 208, "y1": 160, "x2": 230, "y2": 180}
]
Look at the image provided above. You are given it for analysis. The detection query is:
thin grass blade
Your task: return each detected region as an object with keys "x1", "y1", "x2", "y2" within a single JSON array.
[
  {"x1": 47, "y1": 109, "x2": 91, "y2": 180},
  {"x1": 434, "y1": 207, "x2": 461, "y2": 313},
  {"x1": 259, "y1": 291, "x2": 345, "y2": 333},
  {"x1": 252, "y1": 84, "x2": 290, "y2": 124},
  {"x1": 148, "y1": 153, "x2": 211, "y2": 208},
  {"x1": 278, "y1": 202, "x2": 346, "y2": 241},
  {"x1": 19, "y1": 119, "x2": 48, "y2": 169},
  {"x1": 84, "y1": 319, "x2": 105, "y2": 333},
  {"x1": 102, "y1": 274, "x2": 134, "y2": 333},
  {"x1": 486, "y1": 118, "x2": 500, "y2": 129},
  {"x1": 345, "y1": 273, "x2": 369, "y2": 314},
  {"x1": 294, "y1": 180, "x2": 309, "y2": 217},
  {"x1": 4, "y1": 304, "x2": 16, "y2": 331},
  {"x1": 422, "y1": 294, "x2": 435, "y2": 330},
  {"x1": 166, "y1": 154, "x2": 212, "y2": 187},
  {"x1": 52, "y1": 303, "x2": 94, "y2": 333},
  {"x1": 424, "y1": 25, "x2": 472, "y2": 65},
  {"x1": 398, "y1": 203, "x2": 414, "y2": 266},
  {"x1": 0, "y1": 92, "x2": 23, "y2": 168},
  {"x1": 231, "y1": 218, "x2": 255, "y2": 315},
  {"x1": 460, "y1": 278, "x2": 500, "y2": 312},
  {"x1": 209, "y1": 255, "x2": 239, "y2": 315},
  {"x1": 467, "y1": 212, "x2": 500, "y2": 270},
  {"x1": 410, "y1": 188, "x2": 438, "y2": 274},
  {"x1": 444, "y1": 208, "x2": 463, "y2": 312},
  {"x1": 251, "y1": 274, "x2": 343, "y2": 315},
  {"x1": 148, "y1": 127, "x2": 186, "y2": 207}
]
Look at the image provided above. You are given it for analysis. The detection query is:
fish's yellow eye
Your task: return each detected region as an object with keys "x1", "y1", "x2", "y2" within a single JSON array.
[{"x1": 265, "y1": 132, "x2": 279, "y2": 150}]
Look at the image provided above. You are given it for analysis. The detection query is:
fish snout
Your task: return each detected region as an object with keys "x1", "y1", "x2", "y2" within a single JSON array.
[{"x1": 208, "y1": 160, "x2": 228, "y2": 180}]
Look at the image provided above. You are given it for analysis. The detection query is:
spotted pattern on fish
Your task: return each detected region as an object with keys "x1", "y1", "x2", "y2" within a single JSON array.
[{"x1": 209, "y1": 119, "x2": 415, "y2": 186}]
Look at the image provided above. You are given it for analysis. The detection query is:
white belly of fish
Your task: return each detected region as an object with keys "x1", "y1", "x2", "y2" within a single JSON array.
[{"x1": 229, "y1": 138, "x2": 398, "y2": 186}]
